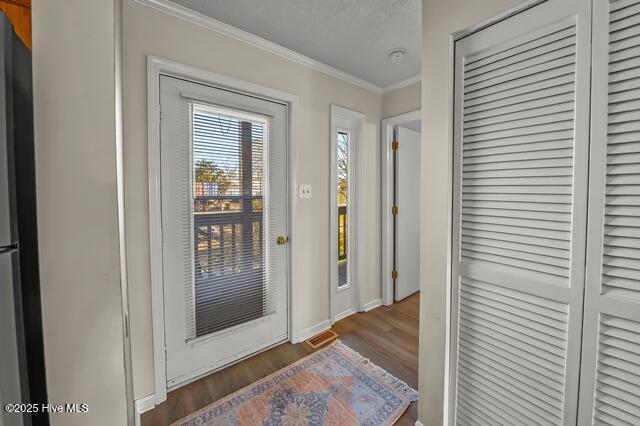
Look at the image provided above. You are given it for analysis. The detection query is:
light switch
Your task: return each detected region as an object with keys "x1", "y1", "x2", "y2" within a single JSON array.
[{"x1": 299, "y1": 184, "x2": 312, "y2": 199}]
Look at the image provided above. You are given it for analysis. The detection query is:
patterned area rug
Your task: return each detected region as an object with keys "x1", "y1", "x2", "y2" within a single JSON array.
[{"x1": 173, "y1": 340, "x2": 418, "y2": 425}]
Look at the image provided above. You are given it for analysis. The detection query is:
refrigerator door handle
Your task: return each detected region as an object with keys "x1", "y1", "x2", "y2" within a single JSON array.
[{"x1": 0, "y1": 243, "x2": 18, "y2": 253}]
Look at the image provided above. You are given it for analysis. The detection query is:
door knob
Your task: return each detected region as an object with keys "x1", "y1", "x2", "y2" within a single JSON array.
[{"x1": 276, "y1": 236, "x2": 289, "y2": 245}]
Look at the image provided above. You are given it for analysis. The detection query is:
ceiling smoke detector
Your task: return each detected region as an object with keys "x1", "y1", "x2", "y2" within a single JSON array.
[{"x1": 388, "y1": 48, "x2": 407, "y2": 63}]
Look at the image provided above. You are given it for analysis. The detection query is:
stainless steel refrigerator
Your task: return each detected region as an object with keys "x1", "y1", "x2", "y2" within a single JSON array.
[{"x1": 0, "y1": 12, "x2": 47, "y2": 426}]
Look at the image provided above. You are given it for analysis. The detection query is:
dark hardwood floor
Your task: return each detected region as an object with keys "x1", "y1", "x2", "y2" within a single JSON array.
[{"x1": 142, "y1": 292, "x2": 420, "y2": 425}]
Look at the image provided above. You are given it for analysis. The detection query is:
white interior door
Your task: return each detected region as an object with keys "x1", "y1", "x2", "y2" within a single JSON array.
[
  {"x1": 395, "y1": 126, "x2": 421, "y2": 301},
  {"x1": 160, "y1": 75, "x2": 289, "y2": 388},
  {"x1": 450, "y1": 0, "x2": 592, "y2": 424},
  {"x1": 577, "y1": 0, "x2": 640, "y2": 423}
]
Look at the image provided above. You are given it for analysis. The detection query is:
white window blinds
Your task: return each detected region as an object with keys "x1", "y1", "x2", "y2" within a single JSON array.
[{"x1": 188, "y1": 103, "x2": 276, "y2": 339}]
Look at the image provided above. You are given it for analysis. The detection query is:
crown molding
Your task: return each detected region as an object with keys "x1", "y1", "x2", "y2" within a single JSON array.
[
  {"x1": 134, "y1": 0, "x2": 386, "y2": 94},
  {"x1": 382, "y1": 74, "x2": 421, "y2": 94}
]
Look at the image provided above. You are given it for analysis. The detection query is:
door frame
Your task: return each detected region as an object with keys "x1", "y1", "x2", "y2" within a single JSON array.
[
  {"x1": 381, "y1": 109, "x2": 421, "y2": 306},
  {"x1": 329, "y1": 104, "x2": 365, "y2": 323},
  {"x1": 146, "y1": 55, "x2": 299, "y2": 404}
]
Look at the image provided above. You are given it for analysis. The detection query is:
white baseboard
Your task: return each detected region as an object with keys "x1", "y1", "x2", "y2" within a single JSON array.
[
  {"x1": 295, "y1": 319, "x2": 331, "y2": 343},
  {"x1": 134, "y1": 394, "x2": 156, "y2": 426},
  {"x1": 364, "y1": 298, "x2": 382, "y2": 312},
  {"x1": 334, "y1": 307, "x2": 357, "y2": 322},
  {"x1": 415, "y1": 421, "x2": 424, "y2": 426}
]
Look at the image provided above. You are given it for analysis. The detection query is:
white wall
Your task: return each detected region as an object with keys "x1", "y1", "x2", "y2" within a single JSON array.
[
  {"x1": 32, "y1": 1, "x2": 129, "y2": 425},
  {"x1": 382, "y1": 81, "x2": 421, "y2": 119},
  {"x1": 418, "y1": 1, "x2": 523, "y2": 425},
  {"x1": 122, "y1": 0, "x2": 383, "y2": 400}
]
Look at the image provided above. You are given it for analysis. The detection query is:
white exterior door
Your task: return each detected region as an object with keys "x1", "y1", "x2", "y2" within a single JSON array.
[
  {"x1": 577, "y1": 0, "x2": 640, "y2": 423},
  {"x1": 159, "y1": 75, "x2": 289, "y2": 388},
  {"x1": 450, "y1": 0, "x2": 592, "y2": 423},
  {"x1": 395, "y1": 126, "x2": 421, "y2": 301}
]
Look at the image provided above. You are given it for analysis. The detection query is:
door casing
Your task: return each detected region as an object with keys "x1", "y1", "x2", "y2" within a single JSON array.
[{"x1": 381, "y1": 109, "x2": 421, "y2": 306}]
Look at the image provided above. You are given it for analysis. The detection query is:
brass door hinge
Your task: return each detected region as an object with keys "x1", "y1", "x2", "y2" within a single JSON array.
[
  {"x1": 391, "y1": 270, "x2": 398, "y2": 279},
  {"x1": 392, "y1": 206, "x2": 398, "y2": 215},
  {"x1": 392, "y1": 141, "x2": 399, "y2": 150}
]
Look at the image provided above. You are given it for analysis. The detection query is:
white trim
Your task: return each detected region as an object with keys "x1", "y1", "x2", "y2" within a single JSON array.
[
  {"x1": 329, "y1": 105, "x2": 365, "y2": 324},
  {"x1": 295, "y1": 319, "x2": 331, "y2": 343},
  {"x1": 336, "y1": 283, "x2": 352, "y2": 292},
  {"x1": 354, "y1": 110, "x2": 365, "y2": 316},
  {"x1": 382, "y1": 74, "x2": 421, "y2": 94},
  {"x1": 414, "y1": 421, "x2": 424, "y2": 426},
  {"x1": 451, "y1": 0, "x2": 547, "y2": 41},
  {"x1": 114, "y1": 0, "x2": 135, "y2": 422},
  {"x1": 287, "y1": 84, "x2": 301, "y2": 348},
  {"x1": 133, "y1": 0, "x2": 385, "y2": 94},
  {"x1": 444, "y1": 34, "x2": 455, "y2": 426},
  {"x1": 134, "y1": 394, "x2": 156, "y2": 426},
  {"x1": 363, "y1": 298, "x2": 382, "y2": 312},
  {"x1": 330, "y1": 104, "x2": 366, "y2": 121},
  {"x1": 147, "y1": 55, "x2": 299, "y2": 404},
  {"x1": 334, "y1": 307, "x2": 358, "y2": 323},
  {"x1": 147, "y1": 56, "x2": 167, "y2": 406},
  {"x1": 381, "y1": 109, "x2": 422, "y2": 306}
]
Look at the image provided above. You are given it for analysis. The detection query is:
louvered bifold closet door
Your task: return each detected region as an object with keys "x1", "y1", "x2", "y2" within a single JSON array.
[
  {"x1": 450, "y1": 1, "x2": 592, "y2": 424},
  {"x1": 578, "y1": 0, "x2": 640, "y2": 424}
]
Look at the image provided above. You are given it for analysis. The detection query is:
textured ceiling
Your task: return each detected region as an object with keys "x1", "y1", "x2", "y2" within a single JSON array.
[{"x1": 170, "y1": 0, "x2": 421, "y2": 88}]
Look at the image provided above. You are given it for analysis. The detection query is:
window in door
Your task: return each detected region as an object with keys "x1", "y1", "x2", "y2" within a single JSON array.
[{"x1": 190, "y1": 104, "x2": 272, "y2": 338}]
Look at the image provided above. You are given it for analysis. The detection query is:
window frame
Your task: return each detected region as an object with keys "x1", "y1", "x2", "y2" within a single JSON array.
[{"x1": 329, "y1": 104, "x2": 365, "y2": 323}]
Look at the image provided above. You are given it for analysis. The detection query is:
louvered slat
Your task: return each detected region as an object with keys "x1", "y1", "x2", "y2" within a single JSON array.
[
  {"x1": 602, "y1": 0, "x2": 640, "y2": 300},
  {"x1": 458, "y1": 328, "x2": 566, "y2": 391},
  {"x1": 460, "y1": 23, "x2": 576, "y2": 283},
  {"x1": 457, "y1": 278, "x2": 568, "y2": 424},
  {"x1": 593, "y1": 315, "x2": 640, "y2": 424},
  {"x1": 464, "y1": 26, "x2": 576, "y2": 75}
]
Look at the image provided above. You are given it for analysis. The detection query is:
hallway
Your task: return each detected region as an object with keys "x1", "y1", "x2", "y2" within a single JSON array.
[{"x1": 142, "y1": 293, "x2": 420, "y2": 425}]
